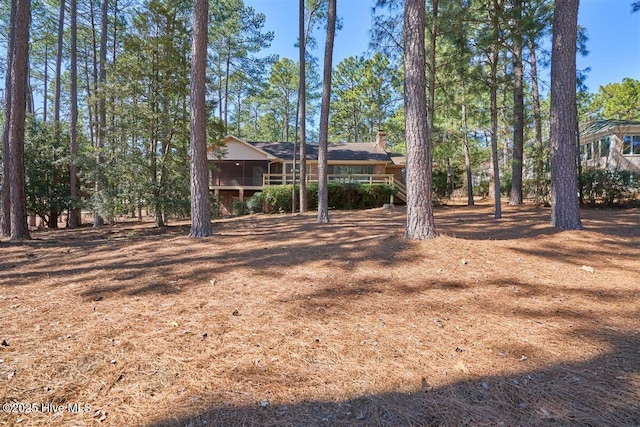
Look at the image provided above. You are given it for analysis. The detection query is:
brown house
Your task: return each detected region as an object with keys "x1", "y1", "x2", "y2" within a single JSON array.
[{"x1": 209, "y1": 132, "x2": 406, "y2": 214}]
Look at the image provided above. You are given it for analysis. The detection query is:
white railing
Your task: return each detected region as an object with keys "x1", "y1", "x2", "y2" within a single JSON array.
[{"x1": 263, "y1": 173, "x2": 395, "y2": 186}]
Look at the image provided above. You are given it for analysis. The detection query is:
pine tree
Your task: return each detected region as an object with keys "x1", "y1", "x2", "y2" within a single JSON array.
[
  {"x1": 317, "y1": 0, "x2": 336, "y2": 224},
  {"x1": 7, "y1": 0, "x2": 32, "y2": 240},
  {"x1": 189, "y1": 0, "x2": 212, "y2": 238},
  {"x1": 549, "y1": 0, "x2": 582, "y2": 229},
  {"x1": 69, "y1": 0, "x2": 81, "y2": 228},
  {"x1": 404, "y1": 0, "x2": 437, "y2": 240}
]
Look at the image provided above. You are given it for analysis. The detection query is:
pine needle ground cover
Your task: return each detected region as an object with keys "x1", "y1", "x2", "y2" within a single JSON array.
[{"x1": 1, "y1": 202, "x2": 638, "y2": 426}]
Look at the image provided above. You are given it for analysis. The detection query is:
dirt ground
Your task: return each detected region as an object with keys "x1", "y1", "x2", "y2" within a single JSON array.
[{"x1": 0, "y1": 201, "x2": 639, "y2": 426}]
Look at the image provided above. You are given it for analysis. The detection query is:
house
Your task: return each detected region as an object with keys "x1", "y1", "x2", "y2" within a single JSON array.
[
  {"x1": 208, "y1": 131, "x2": 406, "y2": 214},
  {"x1": 580, "y1": 119, "x2": 640, "y2": 172}
]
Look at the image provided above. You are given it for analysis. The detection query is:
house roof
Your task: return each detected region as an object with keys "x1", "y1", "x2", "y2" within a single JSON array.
[
  {"x1": 249, "y1": 141, "x2": 392, "y2": 162},
  {"x1": 581, "y1": 119, "x2": 640, "y2": 137}
]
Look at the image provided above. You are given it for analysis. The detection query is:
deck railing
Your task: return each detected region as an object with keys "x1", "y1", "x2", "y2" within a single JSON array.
[
  {"x1": 392, "y1": 178, "x2": 407, "y2": 202},
  {"x1": 262, "y1": 173, "x2": 395, "y2": 186}
]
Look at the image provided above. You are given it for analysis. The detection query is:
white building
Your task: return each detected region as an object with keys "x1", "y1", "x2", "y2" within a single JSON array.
[{"x1": 580, "y1": 119, "x2": 640, "y2": 173}]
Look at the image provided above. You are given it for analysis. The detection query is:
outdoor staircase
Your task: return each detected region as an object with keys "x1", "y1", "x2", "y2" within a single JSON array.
[{"x1": 393, "y1": 178, "x2": 407, "y2": 203}]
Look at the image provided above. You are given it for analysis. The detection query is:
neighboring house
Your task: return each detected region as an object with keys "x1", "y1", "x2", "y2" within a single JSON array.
[
  {"x1": 471, "y1": 119, "x2": 640, "y2": 197},
  {"x1": 208, "y1": 131, "x2": 406, "y2": 214},
  {"x1": 580, "y1": 119, "x2": 640, "y2": 172}
]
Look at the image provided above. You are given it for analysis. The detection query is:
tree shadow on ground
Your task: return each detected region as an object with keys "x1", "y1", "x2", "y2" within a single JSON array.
[
  {"x1": 0, "y1": 212, "x2": 413, "y2": 294},
  {"x1": 149, "y1": 330, "x2": 639, "y2": 427},
  {"x1": 1, "y1": 205, "x2": 637, "y2": 300},
  {"x1": 276, "y1": 276, "x2": 638, "y2": 324},
  {"x1": 434, "y1": 203, "x2": 640, "y2": 240}
]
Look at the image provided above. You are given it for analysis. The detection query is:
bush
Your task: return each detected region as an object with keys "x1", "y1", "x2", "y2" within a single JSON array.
[
  {"x1": 232, "y1": 200, "x2": 247, "y2": 216},
  {"x1": 473, "y1": 180, "x2": 490, "y2": 198},
  {"x1": 361, "y1": 184, "x2": 398, "y2": 208},
  {"x1": 581, "y1": 168, "x2": 639, "y2": 206},
  {"x1": 524, "y1": 177, "x2": 550, "y2": 206},
  {"x1": 245, "y1": 192, "x2": 265, "y2": 213},
  {"x1": 263, "y1": 185, "x2": 294, "y2": 213},
  {"x1": 210, "y1": 194, "x2": 221, "y2": 217},
  {"x1": 500, "y1": 169, "x2": 513, "y2": 196},
  {"x1": 306, "y1": 183, "x2": 319, "y2": 209},
  {"x1": 326, "y1": 183, "x2": 397, "y2": 209},
  {"x1": 257, "y1": 183, "x2": 397, "y2": 213},
  {"x1": 432, "y1": 165, "x2": 464, "y2": 203}
]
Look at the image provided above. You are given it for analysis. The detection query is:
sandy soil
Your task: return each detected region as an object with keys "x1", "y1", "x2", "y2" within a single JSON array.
[{"x1": 0, "y1": 202, "x2": 639, "y2": 426}]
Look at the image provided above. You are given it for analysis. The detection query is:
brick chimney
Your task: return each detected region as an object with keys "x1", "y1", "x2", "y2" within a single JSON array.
[{"x1": 376, "y1": 130, "x2": 387, "y2": 152}]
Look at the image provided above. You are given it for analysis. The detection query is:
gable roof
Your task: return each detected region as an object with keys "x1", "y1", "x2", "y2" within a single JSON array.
[
  {"x1": 212, "y1": 135, "x2": 277, "y2": 160},
  {"x1": 249, "y1": 141, "x2": 392, "y2": 162}
]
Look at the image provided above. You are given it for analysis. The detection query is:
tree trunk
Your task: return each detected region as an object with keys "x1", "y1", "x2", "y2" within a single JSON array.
[
  {"x1": 189, "y1": 0, "x2": 212, "y2": 238},
  {"x1": 427, "y1": 0, "x2": 438, "y2": 162},
  {"x1": 69, "y1": 0, "x2": 81, "y2": 228},
  {"x1": 158, "y1": 141, "x2": 172, "y2": 227},
  {"x1": 285, "y1": 100, "x2": 290, "y2": 141},
  {"x1": 317, "y1": 0, "x2": 336, "y2": 224},
  {"x1": 26, "y1": 61, "x2": 34, "y2": 115},
  {"x1": 94, "y1": 0, "x2": 108, "y2": 227},
  {"x1": 462, "y1": 102, "x2": 474, "y2": 206},
  {"x1": 299, "y1": 0, "x2": 308, "y2": 214},
  {"x1": 217, "y1": 56, "x2": 223, "y2": 126},
  {"x1": 224, "y1": 51, "x2": 231, "y2": 132},
  {"x1": 8, "y1": 0, "x2": 31, "y2": 240},
  {"x1": 48, "y1": 211, "x2": 59, "y2": 229},
  {"x1": 490, "y1": 87, "x2": 501, "y2": 218},
  {"x1": 549, "y1": 0, "x2": 582, "y2": 229},
  {"x1": 87, "y1": 5, "x2": 98, "y2": 147},
  {"x1": 83, "y1": 43, "x2": 96, "y2": 148},
  {"x1": 54, "y1": 0, "x2": 65, "y2": 123},
  {"x1": 403, "y1": 0, "x2": 437, "y2": 240},
  {"x1": 110, "y1": 0, "x2": 118, "y2": 128},
  {"x1": 47, "y1": 0, "x2": 66, "y2": 229},
  {"x1": 529, "y1": 38, "x2": 545, "y2": 200},
  {"x1": 1, "y1": 0, "x2": 16, "y2": 238},
  {"x1": 509, "y1": 0, "x2": 524, "y2": 205},
  {"x1": 575, "y1": 104, "x2": 583, "y2": 203},
  {"x1": 489, "y1": 1, "x2": 502, "y2": 219},
  {"x1": 43, "y1": 44, "x2": 48, "y2": 122}
]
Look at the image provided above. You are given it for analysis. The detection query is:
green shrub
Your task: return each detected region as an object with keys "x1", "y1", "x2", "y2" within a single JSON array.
[
  {"x1": 581, "y1": 168, "x2": 638, "y2": 206},
  {"x1": 500, "y1": 169, "x2": 513, "y2": 196},
  {"x1": 524, "y1": 177, "x2": 550, "y2": 206},
  {"x1": 263, "y1": 185, "x2": 294, "y2": 213},
  {"x1": 258, "y1": 183, "x2": 397, "y2": 213},
  {"x1": 232, "y1": 200, "x2": 247, "y2": 216},
  {"x1": 431, "y1": 165, "x2": 464, "y2": 203},
  {"x1": 474, "y1": 180, "x2": 490, "y2": 198},
  {"x1": 306, "y1": 183, "x2": 319, "y2": 209},
  {"x1": 210, "y1": 194, "x2": 221, "y2": 217},
  {"x1": 361, "y1": 184, "x2": 398, "y2": 208},
  {"x1": 246, "y1": 192, "x2": 265, "y2": 213}
]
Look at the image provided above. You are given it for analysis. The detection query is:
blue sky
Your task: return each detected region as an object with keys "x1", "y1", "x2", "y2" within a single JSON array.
[{"x1": 245, "y1": 0, "x2": 640, "y2": 94}]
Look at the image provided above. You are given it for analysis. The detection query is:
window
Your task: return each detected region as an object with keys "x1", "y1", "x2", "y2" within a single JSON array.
[
  {"x1": 284, "y1": 163, "x2": 310, "y2": 174},
  {"x1": 599, "y1": 136, "x2": 610, "y2": 158},
  {"x1": 585, "y1": 142, "x2": 593, "y2": 160},
  {"x1": 623, "y1": 135, "x2": 640, "y2": 155},
  {"x1": 327, "y1": 165, "x2": 374, "y2": 175}
]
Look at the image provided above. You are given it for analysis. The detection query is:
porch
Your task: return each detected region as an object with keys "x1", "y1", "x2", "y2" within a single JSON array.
[{"x1": 262, "y1": 173, "x2": 396, "y2": 186}]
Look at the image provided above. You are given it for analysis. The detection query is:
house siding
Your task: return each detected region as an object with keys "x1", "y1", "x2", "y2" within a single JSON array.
[
  {"x1": 219, "y1": 140, "x2": 270, "y2": 161},
  {"x1": 580, "y1": 124, "x2": 640, "y2": 173}
]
